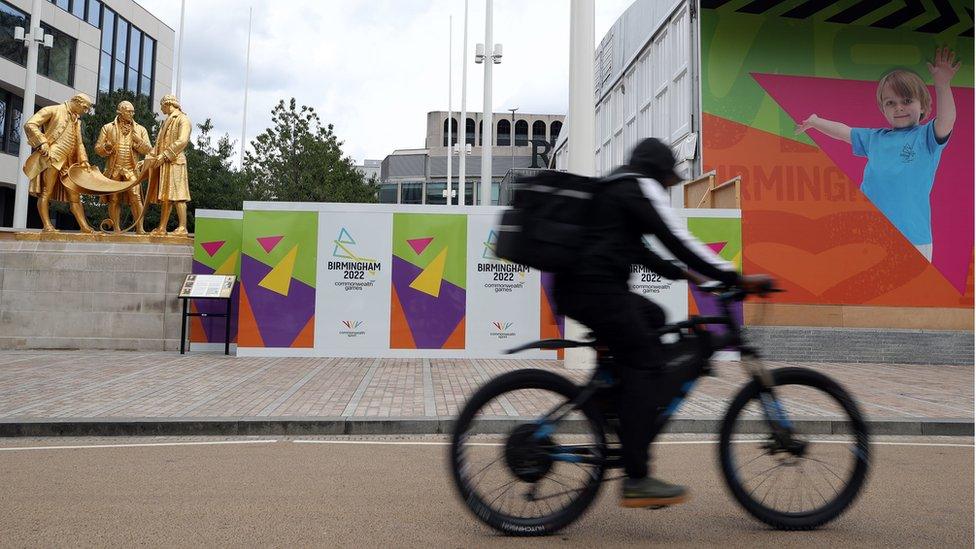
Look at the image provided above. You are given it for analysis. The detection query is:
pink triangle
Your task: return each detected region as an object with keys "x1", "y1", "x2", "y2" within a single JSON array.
[
  {"x1": 706, "y1": 242, "x2": 727, "y2": 255},
  {"x1": 257, "y1": 235, "x2": 284, "y2": 254},
  {"x1": 407, "y1": 237, "x2": 434, "y2": 255},
  {"x1": 752, "y1": 73, "x2": 974, "y2": 293},
  {"x1": 201, "y1": 240, "x2": 225, "y2": 257}
]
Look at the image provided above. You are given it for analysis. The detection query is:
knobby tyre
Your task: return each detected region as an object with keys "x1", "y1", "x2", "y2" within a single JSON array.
[
  {"x1": 450, "y1": 369, "x2": 607, "y2": 536},
  {"x1": 718, "y1": 367, "x2": 871, "y2": 530}
]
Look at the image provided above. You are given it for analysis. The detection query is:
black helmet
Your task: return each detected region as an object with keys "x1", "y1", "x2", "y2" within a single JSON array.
[{"x1": 628, "y1": 138, "x2": 679, "y2": 183}]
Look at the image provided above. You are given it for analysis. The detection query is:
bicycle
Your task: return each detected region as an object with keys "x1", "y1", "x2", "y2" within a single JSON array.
[{"x1": 449, "y1": 282, "x2": 871, "y2": 536}]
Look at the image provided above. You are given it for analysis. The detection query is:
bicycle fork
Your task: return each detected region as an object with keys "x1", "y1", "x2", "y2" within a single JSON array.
[{"x1": 743, "y1": 352, "x2": 802, "y2": 454}]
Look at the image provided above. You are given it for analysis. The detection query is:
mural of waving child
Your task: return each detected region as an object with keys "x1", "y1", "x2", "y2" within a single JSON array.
[{"x1": 795, "y1": 47, "x2": 960, "y2": 262}]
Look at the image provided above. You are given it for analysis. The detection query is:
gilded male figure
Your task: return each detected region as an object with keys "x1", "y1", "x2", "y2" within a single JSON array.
[
  {"x1": 94, "y1": 101, "x2": 152, "y2": 233},
  {"x1": 23, "y1": 93, "x2": 93, "y2": 233},
  {"x1": 146, "y1": 94, "x2": 191, "y2": 236}
]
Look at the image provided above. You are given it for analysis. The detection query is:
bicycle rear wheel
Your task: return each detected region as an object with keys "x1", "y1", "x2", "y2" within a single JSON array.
[
  {"x1": 450, "y1": 369, "x2": 607, "y2": 536},
  {"x1": 719, "y1": 367, "x2": 870, "y2": 530}
]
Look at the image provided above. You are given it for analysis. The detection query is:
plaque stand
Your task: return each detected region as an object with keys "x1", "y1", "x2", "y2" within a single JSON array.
[{"x1": 177, "y1": 274, "x2": 236, "y2": 355}]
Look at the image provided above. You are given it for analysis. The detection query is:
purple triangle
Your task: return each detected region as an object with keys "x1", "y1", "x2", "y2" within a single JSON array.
[
  {"x1": 241, "y1": 254, "x2": 315, "y2": 347},
  {"x1": 689, "y1": 283, "x2": 742, "y2": 342},
  {"x1": 540, "y1": 272, "x2": 564, "y2": 337},
  {"x1": 392, "y1": 256, "x2": 465, "y2": 349}
]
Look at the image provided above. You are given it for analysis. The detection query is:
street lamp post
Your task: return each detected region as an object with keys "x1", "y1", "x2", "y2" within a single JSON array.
[
  {"x1": 11, "y1": 0, "x2": 54, "y2": 229},
  {"x1": 507, "y1": 107, "x2": 518, "y2": 177},
  {"x1": 475, "y1": 0, "x2": 501, "y2": 206},
  {"x1": 459, "y1": 0, "x2": 469, "y2": 205}
]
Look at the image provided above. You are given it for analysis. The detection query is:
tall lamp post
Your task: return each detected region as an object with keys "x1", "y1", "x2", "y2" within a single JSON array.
[
  {"x1": 565, "y1": 0, "x2": 596, "y2": 370},
  {"x1": 458, "y1": 0, "x2": 469, "y2": 205},
  {"x1": 475, "y1": 0, "x2": 501, "y2": 206},
  {"x1": 11, "y1": 0, "x2": 54, "y2": 229},
  {"x1": 507, "y1": 107, "x2": 518, "y2": 176}
]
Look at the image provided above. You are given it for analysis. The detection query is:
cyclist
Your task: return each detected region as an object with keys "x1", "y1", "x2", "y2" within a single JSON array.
[{"x1": 553, "y1": 137, "x2": 770, "y2": 508}]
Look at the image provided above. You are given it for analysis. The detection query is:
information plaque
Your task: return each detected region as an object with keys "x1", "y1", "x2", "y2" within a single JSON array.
[{"x1": 178, "y1": 275, "x2": 236, "y2": 355}]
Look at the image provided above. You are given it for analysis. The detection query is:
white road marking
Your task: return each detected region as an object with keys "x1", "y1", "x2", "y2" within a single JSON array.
[
  {"x1": 292, "y1": 439, "x2": 973, "y2": 448},
  {"x1": 0, "y1": 440, "x2": 278, "y2": 452}
]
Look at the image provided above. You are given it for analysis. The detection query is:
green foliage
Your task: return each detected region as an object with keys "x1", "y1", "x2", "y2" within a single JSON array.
[
  {"x1": 183, "y1": 119, "x2": 249, "y2": 232},
  {"x1": 244, "y1": 98, "x2": 378, "y2": 203}
]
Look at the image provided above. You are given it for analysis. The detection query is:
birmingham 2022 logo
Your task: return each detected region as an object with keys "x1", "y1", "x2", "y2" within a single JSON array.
[
  {"x1": 329, "y1": 227, "x2": 381, "y2": 291},
  {"x1": 478, "y1": 229, "x2": 529, "y2": 292}
]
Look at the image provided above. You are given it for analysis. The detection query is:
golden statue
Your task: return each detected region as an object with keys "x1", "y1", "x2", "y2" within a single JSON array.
[
  {"x1": 94, "y1": 101, "x2": 152, "y2": 233},
  {"x1": 23, "y1": 93, "x2": 94, "y2": 233},
  {"x1": 145, "y1": 94, "x2": 192, "y2": 236}
]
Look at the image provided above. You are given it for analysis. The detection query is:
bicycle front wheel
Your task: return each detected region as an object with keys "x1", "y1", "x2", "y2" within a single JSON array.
[
  {"x1": 719, "y1": 367, "x2": 871, "y2": 530},
  {"x1": 450, "y1": 369, "x2": 607, "y2": 536}
]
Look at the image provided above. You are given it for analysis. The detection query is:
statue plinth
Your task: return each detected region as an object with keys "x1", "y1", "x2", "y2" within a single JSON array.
[{"x1": 15, "y1": 230, "x2": 192, "y2": 245}]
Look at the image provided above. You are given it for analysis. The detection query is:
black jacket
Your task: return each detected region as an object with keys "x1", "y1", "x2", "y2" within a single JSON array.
[{"x1": 555, "y1": 169, "x2": 741, "y2": 294}]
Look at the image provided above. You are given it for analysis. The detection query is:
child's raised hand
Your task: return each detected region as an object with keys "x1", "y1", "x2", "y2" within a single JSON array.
[
  {"x1": 927, "y1": 46, "x2": 961, "y2": 86},
  {"x1": 795, "y1": 114, "x2": 818, "y2": 135}
]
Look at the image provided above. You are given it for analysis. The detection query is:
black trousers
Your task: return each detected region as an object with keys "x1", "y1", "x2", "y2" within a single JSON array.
[{"x1": 555, "y1": 289, "x2": 671, "y2": 479}]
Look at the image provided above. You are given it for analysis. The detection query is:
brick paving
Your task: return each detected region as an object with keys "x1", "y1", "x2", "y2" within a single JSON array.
[{"x1": 0, "y1": 351, "x2": 971, "y2": 421}]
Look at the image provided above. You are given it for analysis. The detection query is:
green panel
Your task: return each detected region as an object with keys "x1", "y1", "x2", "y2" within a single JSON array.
[
  {"x1": 392, "y1": 213, "x2": 467, "y2": 289},
  {"x1": 687, "y1": 217, "x2": 742, "y2": 272},
  {"x1": 192, "y1": 216, "x2": 242, "y2": 274},
  {"x1": 242, "y1": 210, "x2": 318, "y2": 287},
  {"x1": 701, "y1": 6, "x2": 974, "y2": 141}
]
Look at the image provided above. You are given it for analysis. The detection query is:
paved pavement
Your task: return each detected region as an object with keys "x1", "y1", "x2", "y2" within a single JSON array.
[
  {"x1": 0, "y1": 351, "x2": 971, "y2": 436},
  {"x1": 0, "y1": 434, "x2": 971, "y2": 546}
]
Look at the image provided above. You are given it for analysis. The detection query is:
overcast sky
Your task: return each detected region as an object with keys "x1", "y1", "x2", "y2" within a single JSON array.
[{"x1": 135, "y1": 0, "x2": 632, "y2": 166}]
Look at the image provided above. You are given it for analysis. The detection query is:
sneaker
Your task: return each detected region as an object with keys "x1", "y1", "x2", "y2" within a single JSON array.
[{"x1": 620, "y1": 476, "x2": 689, "y2": 508}]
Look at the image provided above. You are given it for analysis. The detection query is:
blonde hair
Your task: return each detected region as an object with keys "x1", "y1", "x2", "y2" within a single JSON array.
[{"x1": 877, "y1": 69, "x2": 931, "y2": 119}]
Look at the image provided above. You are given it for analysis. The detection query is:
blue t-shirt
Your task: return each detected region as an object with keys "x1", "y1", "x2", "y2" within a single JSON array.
[{"x1": 851, "y1": 120, "x2": 949, "y2": 245}]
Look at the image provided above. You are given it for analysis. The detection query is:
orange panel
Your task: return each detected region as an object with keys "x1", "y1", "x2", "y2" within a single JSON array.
[
  {"x1": 442, "y1": 317, "x2": 465, "y2": 349},
  {"x1": 389, "y1": 288, "x2": 416, "y2": 349},
  {"x1": 290, "y1": 315, "x2": 315, "y2": 348},
  {"x1": 236, "y1": 284, "x2": 265, "y2": 347}
]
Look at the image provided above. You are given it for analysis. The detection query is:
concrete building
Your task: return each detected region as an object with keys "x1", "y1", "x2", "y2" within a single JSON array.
[
  {"x1": 0, "y1": 0, "x2": 174, "y2": 227},
  {"x1": 354, "y1": 158, "x2": 381, "y2": 182},
  {"x1": 380, "y1": 110, "x2": 564, "y2": 205}
]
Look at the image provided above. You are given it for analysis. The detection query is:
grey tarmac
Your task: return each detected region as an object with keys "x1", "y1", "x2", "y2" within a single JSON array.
[{"x1": 0, "y1": 434, "x2": 971, "y2": 547}]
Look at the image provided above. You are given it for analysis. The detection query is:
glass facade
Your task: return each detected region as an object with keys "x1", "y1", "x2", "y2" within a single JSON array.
[
  {"x1": 97, "y1": 7, "x2": 155, "y2": 101},
  {"x1": 425, "y1": 182, "x2": 446, "y2": 205},
  {"x1": 550, "y1": 121, "x2": 562, "y2": 145},
  {"x1": 384, "y1": 179, "x2": 500, "y2": 206},
  {"x1": 514, "y1": 120, "x2": 529, "y2": 146},
  {"x1": 400, "y1": 182, "x2": 423, "y2": 204},
  {"x1": 0, "y1": 0, "x2": 154, "y2": 96},
  {"x1": 0, "y1": 90, "x2": 23, "y2": 155},
  {"x1": 379, "y1": 183, "x2": 398, "y2": 204},
  {"x1": 496, "y1": 119, "x2": 510, "y2": 146},
  {"x1": 37, "y1": 23, "x2": 75, "y2": 86}
]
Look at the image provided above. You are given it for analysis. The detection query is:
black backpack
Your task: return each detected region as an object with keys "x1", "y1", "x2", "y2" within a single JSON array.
[{"x1": 494, "y1": 170, "x2": 639, "y2": 273}]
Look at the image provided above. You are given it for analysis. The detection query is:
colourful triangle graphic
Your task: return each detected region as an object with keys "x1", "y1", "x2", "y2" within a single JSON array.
[
  {"x1": 337, "y1": 228, "x2": 356, "y2": 245},
  {"x1": 215, "y1": 250, "x2": 239, "y2": 275},
  {"x1": 483, "y1": 230, "x2": 498, "y2": 259},
  {"x1": 706, "y1": 242, "x2": 727, "y2": 255},
  {"x1": 407, "y1": 237, "x2": 434, "y2": 255},
  {"x1": 201, "y1": 240, "x2": 225, "y2": 257},
  {"x1": 258, "y1": 244, "x2": 298, "y2": 296},
  {"x1": 409, "y1": 247, "x2": 447, "y2": 297},
  {"x1": 257, "y1": 235, "x2": 284, "y2": 254}
]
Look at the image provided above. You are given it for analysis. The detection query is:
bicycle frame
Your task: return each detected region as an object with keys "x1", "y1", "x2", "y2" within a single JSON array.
[{"x1": 529, "y1": 286, "x2": 799, "y2": 468}]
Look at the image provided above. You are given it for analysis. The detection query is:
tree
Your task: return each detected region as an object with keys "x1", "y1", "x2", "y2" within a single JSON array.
[
  {"x1": 244, "y1": 98, "x2": 377, "y2": 203},
  {"x1": 182, "y1": 119, "x2": 249, "y2": 232}
]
